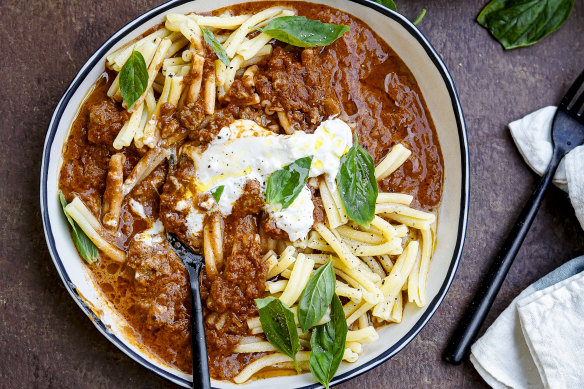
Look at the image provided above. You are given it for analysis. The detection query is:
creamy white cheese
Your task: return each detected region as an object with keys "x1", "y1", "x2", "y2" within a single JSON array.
[
  {"x1": 133, "y1": 220, "x2": 165, "y2": 247},
  {"x1": 175, "y1": 199, "x2": 189, "y2": 211},
  {"x1": 184, "y1": 118, "x2": 352, "y2": 241},
  {"x1": 264, "y1": 186, "x2": 315, "y2": 241},
  {"x1": 185, "y1": 210, "x2": 205, "y2": 240},
  {"x1": 129, "y1": 198, "x2": 148, "y2": 220}
]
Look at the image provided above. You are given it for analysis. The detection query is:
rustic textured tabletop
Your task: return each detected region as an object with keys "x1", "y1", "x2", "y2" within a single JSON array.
[{"x1": 1, "y1": 0, "x2": 583, "y2": 388}]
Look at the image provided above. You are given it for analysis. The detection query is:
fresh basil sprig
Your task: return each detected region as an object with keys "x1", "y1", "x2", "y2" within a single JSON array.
[
  {"x1": 265, "y1": 156, "x2": 312, "y2": 209},
  {"x1": 336, "y1": 137, "x2": 378, "y2": 228},
  {"x1": 255, "y1": 297, "x2": 301, "y2": 371},
  {"x1": 119, "y1": 49, "x2": 148, "y2": 110},
  {"x1": 257, "y1": 16, "x2": 349, "y2": 48},
  {"x1": 256, "y1": 269, "x2": 348, "y2": 385},
  {"x1": 309, "y1": 293, "x2": 347, "y2": 389},
  {"x1": 201, "y1": 27, "x2": 230, "y2": 66},
  {"x1": 298, "y1": 260, "x2": 335, "y2": 332},
  {"x1": 211, "y1": 185, "x2": 224, "y2": 202},
  {"x1": 59, "y1": 192, "x2": 98, "y2": 264},
  {"x1": 477, "y1": 0, "x2": 575, "y2": 50}
]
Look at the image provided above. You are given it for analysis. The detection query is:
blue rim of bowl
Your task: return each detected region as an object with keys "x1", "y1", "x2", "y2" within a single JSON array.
[{"x1": 40, "y1": 0, "x2": 469, "y2": 387}]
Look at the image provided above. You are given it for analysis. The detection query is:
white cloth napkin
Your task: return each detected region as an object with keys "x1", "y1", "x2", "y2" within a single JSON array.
[
  {"x1": 469, "y1": 107, "x2": 584, "y2": 388},
  {"x1": 508, "y1": 106, "x2": 584, "y2": 228},
  {"x1": 470, "y1": 256, "x2": 584, "y2": 389}
]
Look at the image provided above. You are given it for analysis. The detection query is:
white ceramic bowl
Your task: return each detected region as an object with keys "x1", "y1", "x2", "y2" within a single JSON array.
[{"x1": 40, "y1": 0, "x2": 468, "y2": 387}]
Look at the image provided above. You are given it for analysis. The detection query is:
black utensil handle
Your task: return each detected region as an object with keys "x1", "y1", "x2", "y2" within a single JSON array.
[
  {"x1": 187, "y1": 264, "x2": 211, "y2": 389},
  {"x1": 443, "y1": 151, "x2": 562, "y2": 365}
]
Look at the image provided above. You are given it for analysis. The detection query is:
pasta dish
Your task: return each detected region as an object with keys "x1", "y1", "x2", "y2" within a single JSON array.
[{"x1": 57, "y1": 1, "x2": 443, "y2": 385}]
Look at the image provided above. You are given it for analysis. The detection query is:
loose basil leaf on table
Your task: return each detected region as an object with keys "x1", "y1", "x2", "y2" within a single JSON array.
[
  {"x1": 309, "y1": 293, "x2": 348, "y2": 389},
  {"x1": 119, "y1": 49, "x2": 148, "y2": 110},
  {"x1": 258, "y1": 16, "x2": 350, "y2": 48},
  {"x1": 265, "y1": 156, "x2": 312, "y2": 209},
  {"x1": 336, "y1": 137, "x2": 378, "y2": 228},
  {"x1": 477, "y1": 0, "x2": 575, "y2": 50},
  {"x1": 211, "y1": 185, "x2": 224, "y2": 202},
  {"x1": 255, "y1": 297, "x2": 301, "y2": 370},
  {"x1": 59, "y1": 191, "x2": 98, "y2": 264},
  {"x1": 298, "y1": 260, "x2": 335, "y2": 333},
  {"x1": 201, "y1": 26, "x2": 231, "y2": 66}
]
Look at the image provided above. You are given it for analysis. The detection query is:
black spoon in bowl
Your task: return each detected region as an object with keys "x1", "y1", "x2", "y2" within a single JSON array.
[{"x1": 167, "y1": 232, "x2": 211, "y2": 389}]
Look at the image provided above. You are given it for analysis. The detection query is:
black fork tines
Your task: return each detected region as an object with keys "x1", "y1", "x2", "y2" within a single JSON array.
[
  {"x1": 573, "y1": 86, "x2": 584, "y2": 117},
  {"x1": 560, "y1": 69, "x2": 584, "y2": 118}
]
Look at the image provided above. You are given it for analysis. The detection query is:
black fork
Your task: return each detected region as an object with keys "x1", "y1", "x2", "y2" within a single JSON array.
[
  {"x1": 444, "y1": 69, "x2": 584, "y2": 365},
  {"x1": 167, "y1": 233, "x2": 211, "y2": 389}
]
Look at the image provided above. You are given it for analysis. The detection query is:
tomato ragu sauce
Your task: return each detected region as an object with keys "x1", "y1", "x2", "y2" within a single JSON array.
[{"x1": 58, "y1": 1, "x2": 443, "y2": 382}]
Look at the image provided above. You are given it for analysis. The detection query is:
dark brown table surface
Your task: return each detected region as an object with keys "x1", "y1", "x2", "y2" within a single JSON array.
[{"x1": 1, "y1": 0, "x2": 583, "y2": 387}]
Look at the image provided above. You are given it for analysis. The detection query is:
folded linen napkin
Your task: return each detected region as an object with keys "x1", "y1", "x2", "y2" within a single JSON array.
[
  {"x1": 508, "y1": 106, "x2": 584, "y2": 228},
  {"x1": 470, "y1": 256, "x2": 584, "y2": 389}
]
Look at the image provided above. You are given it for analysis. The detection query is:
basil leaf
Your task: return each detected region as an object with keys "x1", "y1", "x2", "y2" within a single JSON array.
[
  {"x1": 59, "y1": 192, "x2": 98, "y2": 264},
  {"x1": 374, "y1": 0, "x2": 397, "y2": 11},
  {"x1": 309, "y1": 293, "x2": 347, "y2": 389},
  {"x1": 119, "y1": 49, "x2": 148, "y2": 110},
  {"x1": 258, "y1": 16, "x2": 349, "y2": 48},
  {"x1": 477, "y1": 0, "x2": 575, "y2": 50},
  {"x1": 298, "y1": 260, "x2": 335, "y2": 332},
  {"x1": 201, "y1": 27, "x2": 230, "y2": 66},
  {"x1": 255, "y1": 297, "x2": 301, "y2": 370},
  {"x1": 265, "y1": 156, "x2": 312, "y2": 209},
  {"x1": 211, "y1": 185, "x2": 224, "y2": 202},
  {"x1": 336, "y1": 137, "x2": 378, "y2": 228}
]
